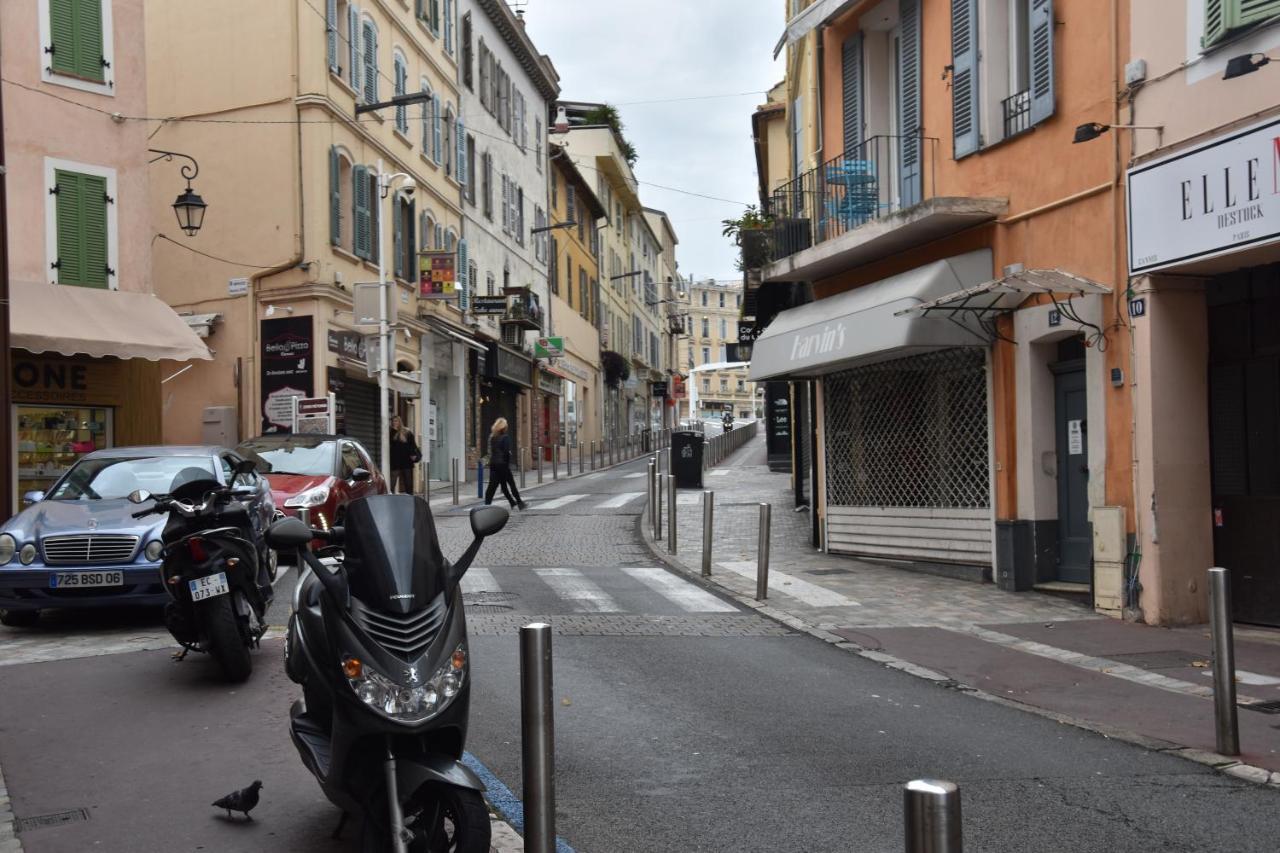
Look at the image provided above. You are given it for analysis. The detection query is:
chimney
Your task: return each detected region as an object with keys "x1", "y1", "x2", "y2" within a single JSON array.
[{"x1": 515, "y1": 8, "x2": 526, "y2": 27}]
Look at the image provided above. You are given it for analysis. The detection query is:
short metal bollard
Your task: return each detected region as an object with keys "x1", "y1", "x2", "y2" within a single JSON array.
[
  {"x1": 904, "y1": 779, "x2": 962, "y2": 853},
  {"x1": 654, "y1": 466, "x2": 664, "y2": 541},
  {"x1": 536, "y1": 446, "x2": 544, "y2": 484},
  {"x1": 298, "y1": 506, "x2": 311, "y2": 528},
  {"x1": 1209, "y1": 567, "x2": 1240, "y2": 756},
  {"x1": 451, "y1": 458, "x2": 460, "y2": 506},
  {"x1": 667, "y1": 474, "x2": 678, "y2": 556},
  {"x1": 578, "y1": 441, "x2": 585, "y2": 475},
  {"x1": 701, "y1": 491, "x2": 714, "y2": 577},
  {"x1": 552, "y1": 444, "x2": 559, "y2": 481},
  {"x1": 647, "y1": 461, "x2": 657, "y2": 530},
  {"x1": 520, "y1": 449, "x2": 527, "y2": 489},
  {"x1": 520, "y1": 623, "x2": 556, "y2": 853},
  {"x1": 591, "y1": 440, "x2": 598, "y2": 470},
  {"x1": 755, "y1": 503, "x2": 771, "y2": 600}
]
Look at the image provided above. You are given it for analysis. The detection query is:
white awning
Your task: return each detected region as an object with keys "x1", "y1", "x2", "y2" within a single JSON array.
[
  {"x1": 12, "y1": 281, "x2": 212, "y2": 361},
  {"x1": 748, "y1": 250, "x2": 992, "y2": 381},
  {"x1": 897, "y1": 268, "x2": 1112, "y2": 318},
  {"x1": 774, "y1": 0, "x2": 862, "y2": 58},
  {"x1": 421, "y1": 317, "x2": 487, "y2": 353}
]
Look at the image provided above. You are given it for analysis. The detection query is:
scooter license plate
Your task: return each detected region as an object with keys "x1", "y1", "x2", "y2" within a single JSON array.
[{"x1": 189, "y1": 572, "x2": 230, "y2": 602}]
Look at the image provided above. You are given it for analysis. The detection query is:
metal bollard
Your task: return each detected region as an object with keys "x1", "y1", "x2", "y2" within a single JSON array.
[
  {"x1": 451, "y1": 458, "x2": 460, "y2": 505},
  {"x1": 477, "y1": 461, "x2": 485, "y2": 499},
  {"x1": 520, "y1": 623, "x2": 556, "y2": 853},
  {"x1": 1209, "y1": 567, "x2": 1240, "y2": 756},
  {"x1": 654, "y1": 465, "x2": 663, "y2": 541},
  {"x1": 647, "y1": 461, "x2": 657, "y2": 530},
  {"x1": 904, "y1": 779, "x2": 962, "y2": 853},
  {"x1": 591, "y1": 440, "x2": 598, "y2": 470},
  {"x1": 536, "y1": 446, "x2": 543, "y2": 484},
  {"x1": 298, "y1": 506, "x2": 311, "y2": 528},
  {"x1": 667, "y1": 474, "x2": 678, "y2": 556},
  {"x1": 578, "y1": 441, "x2": 584, "y2": 475},
  {"x1": 553, "y1": 444, "x2": 559, "y2": 481},
  {"x1": 755, "y1": 503, "x2": 771, "y2": 600},
  {"x1": 702, "y1": 491, "x2": 714, "y2": 577},
  {"x1": 520, "y1": 448, "x2": 527, "y2": 489}
]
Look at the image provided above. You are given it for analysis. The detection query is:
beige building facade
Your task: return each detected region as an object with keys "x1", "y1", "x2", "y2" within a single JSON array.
[{"x1": 684, "y1": 279, "x2": 758, "y2": 422}]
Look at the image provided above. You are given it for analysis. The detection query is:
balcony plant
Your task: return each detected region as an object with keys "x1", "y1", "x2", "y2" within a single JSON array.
[
  {"x1": 722, "y1": 205, "x2": 775, "y2": 271},
  {"x1": 601, "y1": 350, "x2": 630, "y2": 389}
]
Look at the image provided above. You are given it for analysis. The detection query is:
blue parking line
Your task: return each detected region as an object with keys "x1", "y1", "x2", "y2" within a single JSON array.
[{"x1": 462, "y1": 751, "x2": 576, "y2": 853}]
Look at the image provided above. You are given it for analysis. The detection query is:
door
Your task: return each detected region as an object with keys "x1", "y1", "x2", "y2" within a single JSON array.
[{"x1": 1053, "y1": 362, "x2": 1090, "y2": 583}]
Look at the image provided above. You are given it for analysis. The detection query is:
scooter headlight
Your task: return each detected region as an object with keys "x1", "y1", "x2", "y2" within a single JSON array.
[{"x1": 341, "y1": 643, "x2": 467, "y2": 722}]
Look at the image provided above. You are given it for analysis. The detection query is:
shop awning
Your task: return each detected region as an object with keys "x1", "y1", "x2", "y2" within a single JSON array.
[
  {"x1": 421, "y1": 316, "x2": 487, "y2": 353},
  {"x1": 11, "y1": 281, "x2": 212, "y2": 361},
  {"x1": 773, "y1": 0, "x2": 861, "y2": 58},
  {"x1": 748, "y1": 251, "x2": 991, "y2": 381},
  {"x1": 896, "y1": 268, "x2": 1112, "y2": 319}
]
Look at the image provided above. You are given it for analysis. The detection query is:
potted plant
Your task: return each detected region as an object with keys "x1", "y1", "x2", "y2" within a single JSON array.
[{"x1": 722, "y1": 205, "x2": 775, "y2": 270}]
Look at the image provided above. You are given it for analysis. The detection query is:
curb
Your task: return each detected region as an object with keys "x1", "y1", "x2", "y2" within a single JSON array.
[{"x1": 636, "y1": 510, "x2": 1280, "y2": 791}]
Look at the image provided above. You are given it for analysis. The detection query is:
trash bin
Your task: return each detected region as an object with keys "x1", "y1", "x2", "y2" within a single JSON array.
[{"x1": 671, "y1": 430, "x2": 704, "y2": 488}]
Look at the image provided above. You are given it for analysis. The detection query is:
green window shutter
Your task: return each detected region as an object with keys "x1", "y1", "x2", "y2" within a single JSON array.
[
  {"x1": 50, "y1": 0, "x2": 105, "y2": 82},
  {"x1": 329, "y1": 147, "x2": 342, "y2": 245},
  {"x1": 362, "y1": 22, "x2": 378, "y2": 104},
  {"x1": 49, "y1": 0, "x2": 77, "y2": 76},
  {"x1": 348, "y1": 5, "x2": 360, "y2": 90},
  {"x1": 1238, "y1": 0, "x2": 1280, "y2": 26},
  {"x1": 432, "y1": 95, "x2": 443, "y2": 164},
  {"x1": 55, "y1": 170, "x2": 109, "y2": 288},
  {"x1": 1029, "y1": 0, "x2": 1055, "y2": 124},
  {"x1": 81, "y1": 174, "x2": 109, "y2": 286},
  {"x1": 898, "y1": 0, "x2": 923, "y2": 205},
  {"x1": 456, "y1": 118, "x2": 467, "y2": 186},
  {"x1": 393, "y1": 198, "x2": 404, "y2": 279},
  {"x1": 353, "y1": 165, "x2": 370, "y2": 259},
  {"x1": 326, "y1": 0, "x2": 338, "y2": 72},
  {"x1": 1204, "y1": 0, "x2": 1228, "y2": 46},
  {"x1": 841, "y1": 32, "x2": 864, "y2": 156},
  {"x1": 1203, "y1": 0, "x2": 1280, "y2": 46},
  {"x1": 951, "y1": 0, "x2": 981, "y2": 158},
  {"x1": 457, "y1": 238, "x2": 469, "y2": 312},
  {"x1": 407, "y1": 199, "x2": 416, "y2": 277}
]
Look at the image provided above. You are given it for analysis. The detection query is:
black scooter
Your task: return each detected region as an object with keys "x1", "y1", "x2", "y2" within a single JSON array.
[
  {"x1": 129, "y1": 463, "x2": 275, "y2": 682},
  {"x1": 267, "y1": 494, "x2": 507, "y2": 852}
]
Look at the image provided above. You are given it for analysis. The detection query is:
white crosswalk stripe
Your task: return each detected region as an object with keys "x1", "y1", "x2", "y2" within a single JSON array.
[
  {"x1": 622, "y1": 472, "x2": 646, "y2": 479},
  {"x1": 676, "y1": 492, "x2": 701, "y2": 506},
  {"x1": 596, "y1": 492, "x2": 645, "y2": 508},
  {"x1": 461, "y1": 567, "x2": 499, "y2": 595},
  {"x1": 719, "y1": 561, "x2": 861, "y2": 607},
  {"x1": 622, "y1": 568, "x2": 737, "y2": 612},
  {"x1": 534, "y1": 568, "x2": 620, "y2": 612},
  {"x1": 708, "y1": 470, "x2": 731, "y2": 477},
  {"x1": 532, "y1": 494, "x2": 586, "y2": 510}
]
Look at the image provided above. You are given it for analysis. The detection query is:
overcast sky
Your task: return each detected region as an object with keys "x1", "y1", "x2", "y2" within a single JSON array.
[{"x1": 522, "y1": 0, "x2": 784, "y2": 284}]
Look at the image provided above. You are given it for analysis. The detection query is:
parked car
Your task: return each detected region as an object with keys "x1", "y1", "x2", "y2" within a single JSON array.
[
  {"x1": 235, "y1": 434, "x2": 386, "y2": 532},
  {"x1": 0, "y1": 446, "x2": 274, "y2": 627}
]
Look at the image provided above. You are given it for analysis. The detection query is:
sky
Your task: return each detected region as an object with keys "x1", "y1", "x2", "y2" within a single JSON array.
[{"x1": 521, "y1": 0, "x2": 785, "y2": 284}]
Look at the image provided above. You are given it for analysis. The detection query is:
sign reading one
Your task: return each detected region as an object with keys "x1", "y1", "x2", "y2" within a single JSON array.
[
  {"x1": 1127, "y1": 116, "x2": 1280, "y2": 275},
  {"x1": 419, "y1": 252, "x2": 457, "y2": 299},
  {"x1": 534, "y1": 336, "x2": 564, "y2": 359}
]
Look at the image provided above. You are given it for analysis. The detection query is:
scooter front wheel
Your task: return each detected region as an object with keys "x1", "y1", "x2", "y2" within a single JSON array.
[{"x1": 361, "y1": 783, "x2": 491, "y2": 853}]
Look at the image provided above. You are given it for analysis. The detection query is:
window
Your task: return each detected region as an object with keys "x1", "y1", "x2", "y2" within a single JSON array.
[
  {"x1": 515, "y1": 187, "x2": 525, "y2": 246},
  {"x1": 351, "y1": 164, "x2": 378, "y2": 261},
  {"x1": 466, "y1": 135, "x2": 476, "y2": 205},
  {"x1": 703, "y1": 378, "x2": 710, "y2": 392},
  {"x1": 590, "y1": 224, "x2": 599, "y2": 258},
  {"x1": 702, "y1": 346, "x2": 710, "y2": 364},
  {"x1": 44, "y1": 0, "x2": 113, "y2": 92},
  {"x1": 443, "y1": 0, "x2": 454, "y2": 55},
  {"x1": 515, "y1": 91, "x2": 527, "y2": 151},
  {"x1": 536, "y1": 118, "x2": 543, "y2": 172},
  {"x1": 701, "y1": 291, "x2": 708, "y2": 307},
  {"x1": 346, "y1": 3, "x2": 360, "y2": 91},
  {"x1": 432, "y1": 94, "x2": 443, "y2": 164},
  {"x1": 736, "y1": 294, "x2": 741, "y2": 308},
  {"x1": 327, "y1": 0, "x2": 347, "y2": 76},
  {"x1": 361, "y1": 18, "x2": 378, "y2": 104},
  {"x1": 590, "y1": 279, "x2": 598, "y2": 325},
  {"x1": 392, "y1": 193, "x2": 416, "y2": 281},
  {"x1": 549, "y1": 237, "x2": 558, "y2": 292},
  {"x1": 486, "y1": 272, "x2": 495, "y2": 295},
  {"x1": 420, "y1": 81, "x2": 434, "y2": 151},
  {"x1": 615, "y1": 202, "x2": 622, "y2": 235},
  {"x1": 329, "y1": 146, "x2": 354, "y2": 252},
  {"x1": 482, "y1": 151, "x2": 493, "y2": 220},
  {"x1": 462, "y1": 13, "x2": 473, "y2": 89},
  {"x1": 445, "y1": 229, "x2": 457, "y2": 253},
  {"x1": 1203, "y1": 0, "x2": 1280, "y2": 48},
  {"x1": 49, "y1": 164, "x2": 113, "y2": 288},
  {"x1": 501, "y1": 174, "x2": 510, "y2": 232},
  {"x1": 393, "y1": 52, "x2": 408, "y2": 133},
  {"x1": 533, "y1": 207, "x2": 546, "y2": 262},
  {"x1": 737, "y1": 379, "x2": 746, "y2": 392},
  {"x1": 579, "y1": 269, "x2": 589, "y2": 320},
  {"x1": 420, "y1": 210, "x2": 436, "y2": 250},
  {"x1": 701, "y1": 318, "x2": 710, "y2": 338},
  {"x1": 719, "y1": 318, "x2": 727, "y2": 339},
  {"x1": 720, "y1": 378, "x2": 729, "y2": 391},
  {"x1": 566, "y1": 186, "x2": 577, "y2": 227},
  {"x1": 418, "y1": 0, "x2": 440, "y2": 34},
  {"x1": 550, "y1": 170, "x2": 558, "y2": 210},
  {"x1": 563, "y1": 257, "x2": 571, "y2": 297},
  {"x1": 791, "y1": 96, "x2": 803, "y2": 177},
  {"x1": 478, "y1": 39, "x2": 489, "y2": 106},
  {"x1": 444, "y1": 106, "x2": 455, "y2": 177}
]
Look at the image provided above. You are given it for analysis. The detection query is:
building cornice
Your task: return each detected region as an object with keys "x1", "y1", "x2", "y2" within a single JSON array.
[{"x1": 475, "y1": 0, "x2": 560, "y2": 103}]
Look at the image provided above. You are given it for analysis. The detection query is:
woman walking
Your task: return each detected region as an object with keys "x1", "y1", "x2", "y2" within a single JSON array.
[
  {"x1": 484, "y1": 417, "x2": 526, "y2": 510},
  {"x1": 389, "y1": 415, "x2": 421, "y2": 494}
]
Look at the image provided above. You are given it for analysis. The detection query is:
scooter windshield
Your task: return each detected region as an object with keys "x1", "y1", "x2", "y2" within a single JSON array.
[{"x1": 342, "y1": 495, "x2": 446, "y2": 615}]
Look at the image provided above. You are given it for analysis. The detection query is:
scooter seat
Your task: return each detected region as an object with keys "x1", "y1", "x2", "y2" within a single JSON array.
[{"x1": 290, "y1": 711, "x2": 332, "y2": 779}]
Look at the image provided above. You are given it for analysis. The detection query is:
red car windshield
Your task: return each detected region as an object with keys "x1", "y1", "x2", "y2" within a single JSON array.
[{"x1": 238, "y1": 438, "x2": 335, "y2": 477}]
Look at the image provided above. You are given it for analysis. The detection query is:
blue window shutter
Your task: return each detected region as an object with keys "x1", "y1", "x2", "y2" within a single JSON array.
[
  {"x1": 362, "y1": 22, "x2": 377, "y2": 104},
  {"x1": 421, "y1": 86, "x2": 431, "y2": 149},
  {"x1": 456, "y1": 119, "x2": 467, "y2": 186},
  {"x1": 445, "y1": 0, "x2": 454, "y2": 53},
  {"x1": 432, "y1": 95, "x2": 443, "y2": 163},
  {"x1": 329, "y1": 147, "x2": 342, "y2": 245},
  {"x1": 353, "y1": 165, "x2": 370, "y2": 259},
  {"x1": 369, "y1": 172, "x2": 380, "y2": 264},
  {"x1": 407, "y1": 199, "x2": 416, "y2": 277},
  {"x1": 326, "y1": 0, "x2": 338, "y2": 72},
  {"x1": 394, "y1": 59, "x2": 406, "y2": 131},
  {"x1": 393, "y1": 198, "x2": 404, "y2": 279},
  {"x1": 898, "y1": 0, "x2": 923, "y2": 206},
  {"x1": 348, "y1": 5, "x2": 360, "y2": 90},
  {"x1": 841, "y1": 33, "x2": 864, "y2": 156},
  {"x1": 1029, "y1": 0, "x2": 1055, "y2": 125},
  {"x1": 951, "y1": 0, "x2": 980, "y2": 158},
  {"x1": 458, "y1": 238, "x2": 470, "y2": 312}
]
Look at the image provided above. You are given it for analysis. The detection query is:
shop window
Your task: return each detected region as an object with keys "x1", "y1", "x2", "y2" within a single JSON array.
[{"x1": 17, "y1": 406, "x2": 111, "y2": 498}]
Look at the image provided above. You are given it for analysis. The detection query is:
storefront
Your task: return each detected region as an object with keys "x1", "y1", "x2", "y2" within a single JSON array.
[
  {"x1": 534, "y1": 368, "x2": 562, "y2": 461},
  {"x1": 480, "y1": 342, "x2": 531, "y2": 464}
]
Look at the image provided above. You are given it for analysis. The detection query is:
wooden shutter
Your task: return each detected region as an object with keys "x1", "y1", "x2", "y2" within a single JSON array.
[
  {"x1": 421, "y1": 86, "x2": 431, "y2": 149},
  {"x1": 898, "y1": 0, "x2": 923, "y2": 206},
  {"x1": 329, "y1": 147, "x2": 342, "y2": 245},
  {"x1": 54, "y1": 170, "x2": 84, "y2": 285},
  {"x1": 458, "y1": 239, "x2": 470, "y2": 312},
  {"x1": 1029, "y1": 0, "x2": 1055, "y2": 125},
  {"x1": 951, "y1": 0, "x2": 981, "y2": 157},
  {"x1": 353, "y1": 165, "x2": 370, "y2": 259},
  {"x1": 393, "y1": 198, "x2": 405, "y2": 279},
  {"x1": 430, "y1": 0, "x2": 440, "y2": 34},
  {"x1": 50, "y1": 0, "x2": 105, "y2": 82},
  {"x1": 55, "y1": 170, "x2": 108, "y2": 288},
  {"x1": 1239, "y1": 0, "x2": 1280, "y2": 27},
  {"x1": 456, "y1": 119, "x2": 467, "y2": 186},
  {"x1": 407, "y1": 199, "x2": 416, "y2": 280},
  {"x1": 348, "y1": 5, "x2": 360, "y2": 91},
  {"x1": 394, "y1": 59, "x2": 406, "y2": 130},
  {"x1": 501, "y1": 175, "x2": 510, "y2": 232},
  {"x1": 326, "y1": 0, "x2": 339, "y2": 72},
  {"x1": 841, "y1": 33, "x2": 864, "y2": 157},
  {"x1": 368, "y1": 171, "x2": 380, "y2": 264},
  {"x1": 362, "y1": 22, "x2": 377, "y2": 104},
  {"x1": 432, "y1": 95, "x2": 443, "y2": 164},
  {"x1": 462, "y1": 15, "x2": 473, "y2": 89}
]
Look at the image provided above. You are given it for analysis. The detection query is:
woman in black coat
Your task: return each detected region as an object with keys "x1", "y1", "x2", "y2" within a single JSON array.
[
  {"x1": 484, "y1": 417, "x2": 526, "y2": 510},
  {"x1": 389, "y1": 415, "x2": 421, "y2": 494}
]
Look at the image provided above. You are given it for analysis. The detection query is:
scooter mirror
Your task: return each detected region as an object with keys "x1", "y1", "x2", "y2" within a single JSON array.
[
  {"x1": 469, "y1": 505, "x2": 509, "y2": 539},
  {"x1": 267, "y1": 516, "x2": 314, "y2": 549},
  {"x1": 127, "y1": 489, "x2": 152, "y2": 504}
]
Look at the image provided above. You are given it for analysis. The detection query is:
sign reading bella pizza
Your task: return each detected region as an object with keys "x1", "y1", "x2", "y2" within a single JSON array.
[
  {"x1": 1128, "y1": 116, "x2": 1280, "y2": 275},
  {"x1": 260, "y1": 316, "x2": 314, "y2": 433}
]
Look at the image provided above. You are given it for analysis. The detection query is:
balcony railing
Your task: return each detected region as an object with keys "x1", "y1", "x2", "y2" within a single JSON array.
[
  {"x1": 765, "y1": 134, "x2": 938, "y2": 263},
  {"x1": 1002, "y1": 90, "x2": 1031, "y2": 140}
]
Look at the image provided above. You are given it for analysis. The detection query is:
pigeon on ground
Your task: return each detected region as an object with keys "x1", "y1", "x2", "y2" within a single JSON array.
[{"x1": 212, "y1": 780, "x2": 263, "y2": 821}]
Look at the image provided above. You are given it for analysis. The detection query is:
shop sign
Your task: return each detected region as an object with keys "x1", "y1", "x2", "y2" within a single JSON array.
[
  {"x1": 738, "y1": 322, "x2": 762, "y2": 344},
  {"x1": 671, "y1": 376, "x2": 687, "y2": 399},
  {"x1": 472, "y1": 295, "x2": 507, "y2": 315},
  {"x1": 420, "y1": 251, "x2": 457, "y2": 299},
  {"x1": 328, "y1": 329, "x2": 368, "y2": 362},
  {"x1": 534, "y1": 336, "x2": 564, "y2": 358},
  {"x1": 10, "y1": 357, "x2": 119, "y2": 405},
  {"x1": 485, "y1": 342, "x2": 532, "y2": 388},
  {"x1": 261, "y1": 316, "x2": 314, "y2": 433},
  {"x1": 556, "y1": 360, "x2": 590, "y2": 382},
  {"x1": 538, "y1": 371, "x2": 563, "y2": 396},
  {"x1": 651, "y1": 380, "x2": 668, "y2": 398},
  {"x1": 293, "y1": 394, "x2": 336, "y2": 434},
  {"x1": 1128, "y1": 116, "x2": 1280, "y2": 275}
]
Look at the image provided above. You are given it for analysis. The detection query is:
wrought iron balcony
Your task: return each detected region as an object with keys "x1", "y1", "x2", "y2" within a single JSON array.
[{"x1": 501, "y1": 287, "x2": 543, "y2": 331}]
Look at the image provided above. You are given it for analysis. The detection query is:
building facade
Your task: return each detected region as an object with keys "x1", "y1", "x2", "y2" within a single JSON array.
[
  {"x1": 685, "y1": 280, "x2": 758, "y2": 421},
  {"x1": 2, "y1": 0, "x2": 209, "y2": 512}
]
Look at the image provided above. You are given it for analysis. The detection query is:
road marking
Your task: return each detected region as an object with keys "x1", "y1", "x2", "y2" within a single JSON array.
[
  {"x1": 709, "y1": 470, "x2": 730, "y2": 477},
  {"x1": 622, "y1": 567, "x2": 737, "y2": 612},
  {"x1": 533, "y1": 494, "x2": 586, "y2": 510},
  {"x1": 1200, "y1": 669, "x2": 1280, "y2": 686},
  {"x1": 579, "y1": 473, "x2": 606, "y2": 480},
  {"x1": 719, "y1": 561, "x2": 862, "y2": 608},
  {"x1": 622, "y1": 472, "x2": 646, "y2": 479},
  {"x1": 461, "y1": 567, "x2": 499, "y2": 594},
  {"x1": 596, "y1": 492, "x2": 644, "y2": 508},
  {"x1": 676, "y1": 492, "x2": 701, "y2": 505},
  {"x1": 534, "y1": 568, "x2": 620, "y2": 612}
]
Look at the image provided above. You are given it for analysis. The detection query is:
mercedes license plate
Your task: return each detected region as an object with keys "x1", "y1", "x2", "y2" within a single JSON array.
[
  {"x1": 49, "y1": 570, "x2": 124, "y2": 589},
  {"x1": 189, "y1": 572, "x2": 229, "y2": 602}
]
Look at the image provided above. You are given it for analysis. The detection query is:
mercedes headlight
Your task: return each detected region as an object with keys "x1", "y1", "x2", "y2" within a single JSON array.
[
  {"x1": 341, "y1": 643, "x2": 467, "y2": 722},
  {"x1": 285, "y1": 485, "x2": 330, "y2": 508},
  {"x1": 144, "y1": 540, "x2": 164, "y2": 562},
  {"x1": 19, "y1": 543, "x2": 37, "y2": 565},
  {"x1": 0, "y1": 534, "x2": 15, "y2": 564}
]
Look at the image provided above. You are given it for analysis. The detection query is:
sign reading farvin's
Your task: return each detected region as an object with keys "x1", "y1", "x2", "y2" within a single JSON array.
[{"x1": 1128, "y1": 116, "x2": 1280, "y2": 275}]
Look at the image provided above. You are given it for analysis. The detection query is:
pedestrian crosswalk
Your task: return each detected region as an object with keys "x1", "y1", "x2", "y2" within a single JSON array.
[
  {"x1": 534, "y1": 494, "x2": 586, "y2": 510},
  {"x1": 460, "y1": 565, "x2": 740, "y2": 615},
  {"x1": 596, "y1": 492, "x2": 645, "y2": 508}
]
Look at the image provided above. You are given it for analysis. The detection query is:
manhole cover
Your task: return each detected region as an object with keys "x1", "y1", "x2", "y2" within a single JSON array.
[
  {"x1": 1108, "y1": 650, "x2": 1202, "y2": 670},
  {"x1": 463, "y1": 591, "x2": 519, "y2": 604},
  {"x1": 16, "y1": 809, "x2": 90, "y2": 833},
  {"x1": 1244, "y1": 699, "x2": 1280, "y2": 715},
  {"x1": 468, "y1": 604, "x2": 515, "y2": 614}
]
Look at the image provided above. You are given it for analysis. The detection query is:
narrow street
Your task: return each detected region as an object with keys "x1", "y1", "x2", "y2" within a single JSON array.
[{"x1": 3, "y1": 448, "x2": 1279, "y2": 852}]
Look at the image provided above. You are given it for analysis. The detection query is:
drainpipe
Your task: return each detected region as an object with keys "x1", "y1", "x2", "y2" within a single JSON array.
[
  {"x1": 0, "y1": 78, "x2": 12, "y2": 520},
  {"x1": 815, "y1": 26, "x2": 826, "y2": 164}
]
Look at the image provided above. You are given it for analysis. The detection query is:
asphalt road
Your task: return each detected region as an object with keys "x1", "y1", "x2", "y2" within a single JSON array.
[{"x1": 2, "y1": 453, "x2": 1280, "y2": 851}]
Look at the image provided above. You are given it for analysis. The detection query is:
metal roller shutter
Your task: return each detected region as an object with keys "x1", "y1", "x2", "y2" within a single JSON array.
[{"x1": 340, "y1": 376, "x2": 383, "y2": 472}]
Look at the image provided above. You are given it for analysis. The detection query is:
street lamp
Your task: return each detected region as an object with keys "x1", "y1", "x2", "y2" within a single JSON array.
[
  {"x1": 1072, "y1": 122, "x2": 1163, "y2": 144},
  {"x1": 149, "y1": 149, "x2": 207, "y2": 236},
  {"x1": 531, "y1": 220, "x2": 576, "y2": 234},
  {"x1": 1223, "y1": 52, "x2": 1275, "y2": 79}
]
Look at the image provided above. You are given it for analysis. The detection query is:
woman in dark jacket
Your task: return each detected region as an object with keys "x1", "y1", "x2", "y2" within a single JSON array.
[
  {"x1": 389, "y1": 415, "x2": 421, "y2": 494},
  {"x1": 484, "y1": 417, "x2": 526, "y2": 509}
]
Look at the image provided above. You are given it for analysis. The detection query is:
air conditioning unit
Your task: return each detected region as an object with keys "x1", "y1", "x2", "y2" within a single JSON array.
[{"x1": 501, "y1": 324, "x2": 522, "y2": 347}]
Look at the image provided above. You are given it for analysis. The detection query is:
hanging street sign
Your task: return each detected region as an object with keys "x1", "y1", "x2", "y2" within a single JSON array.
[
  {"x1": 419, "y1": 251, "x2": 457, "y2": 299},
  {"x1": 534, "y1": 336, "x2": 564, "y2": 358},
  {"x1": 471, "y1": 295, "x2": 507, "y2": 315}
]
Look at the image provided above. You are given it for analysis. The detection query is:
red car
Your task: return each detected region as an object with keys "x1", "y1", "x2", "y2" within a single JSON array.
[{"x1": 236, "y1": 434, "x2": 387, "y2": 532}]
